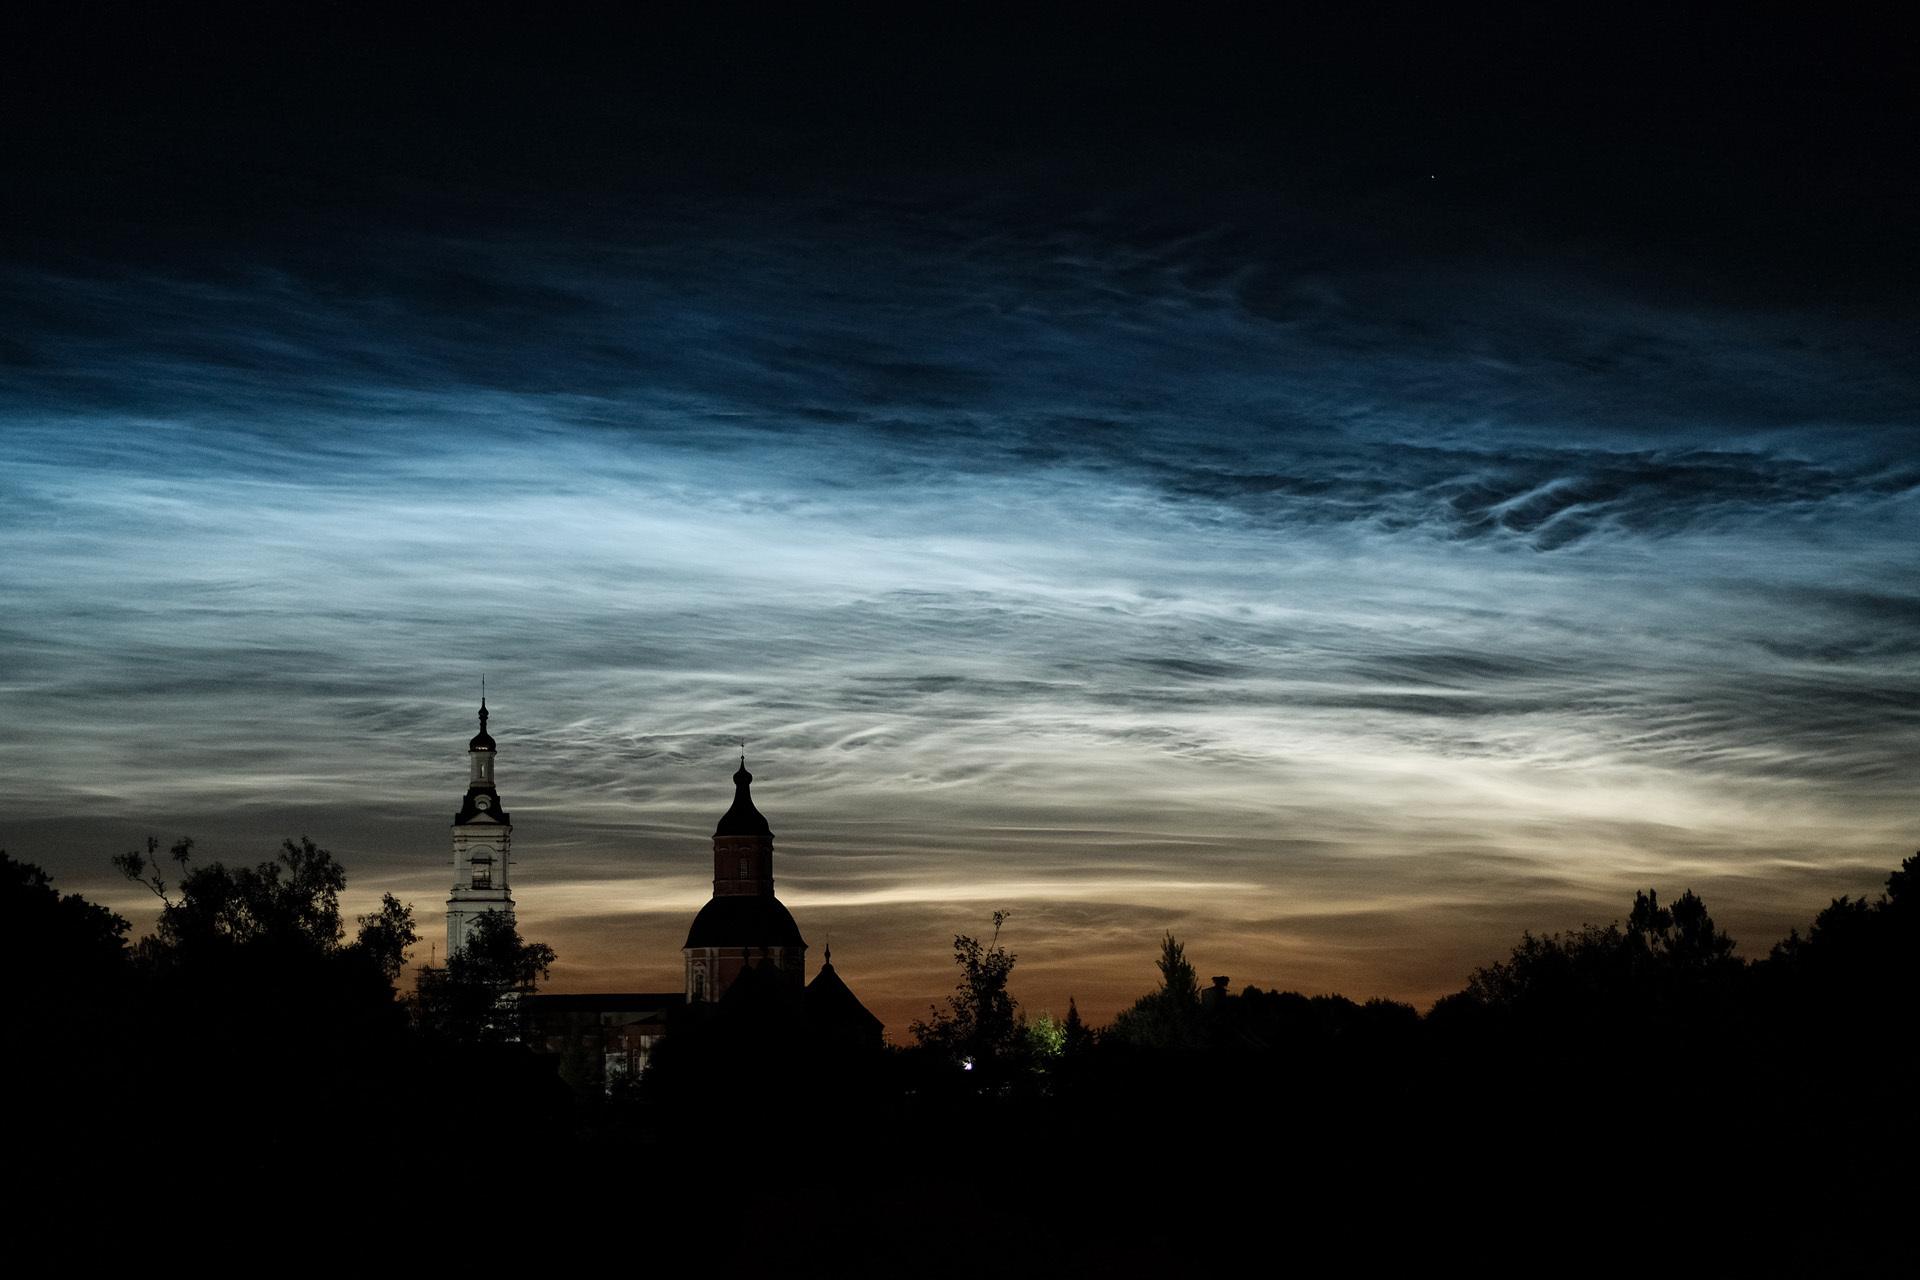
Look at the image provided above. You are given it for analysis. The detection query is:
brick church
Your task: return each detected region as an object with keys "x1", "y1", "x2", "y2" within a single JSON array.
[{"x1": 440, "y1": 702, "x2": 882, "y2": 1089}]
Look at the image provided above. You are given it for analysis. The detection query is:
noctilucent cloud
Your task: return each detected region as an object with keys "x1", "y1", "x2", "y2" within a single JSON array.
[{"x1": 3, "y1": 15, "x2": 1915, "y2": 1030}]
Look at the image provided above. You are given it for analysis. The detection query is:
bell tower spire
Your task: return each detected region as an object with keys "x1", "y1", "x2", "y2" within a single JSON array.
[
  {"x1": 447, "y1": 697, "x2": 514, "y2": 956},
  {"x1": 712, "y1": 756, "x2": 775, "y2": 897}
]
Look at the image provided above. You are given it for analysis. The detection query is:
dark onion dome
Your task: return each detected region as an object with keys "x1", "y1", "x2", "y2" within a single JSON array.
[
  {"x1": 469, "y1": 701, "x2": 496, "y2": 752},
  {"x1": 713, "y1": 757, "x2": 772, "y2": 837},
  {"x1": 683, "y1": 895, "x2": 805, "y2": 949}
]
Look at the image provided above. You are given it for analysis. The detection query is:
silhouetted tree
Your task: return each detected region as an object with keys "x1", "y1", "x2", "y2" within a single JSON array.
[
  {"x1": 100, "y1": 836, "x2": 426, "y2": 1167},
  {"x1": 1108, "y1": 931, "x2": 1203, "y2": 1049},
  {"x1": 2, "y1": 850, "x2": 129, "y2": 1005},
  {"x1": 411, "y1": 909, "x2": 555, "y2": 1044},
  {"x1": 355, "y1": 892, "x2": 419, "y2": 984},
  {"x1": 1358, "y1": 995, "x2": 1421, "y2": 1033},
  {"x1": 1464, "y1": 921, "x2": 1632, "y2": 1016},
  {"x1": 1063, "y1": 997, "x2": 1094, "y2": 1054},
  {"x1": 911, "y1": 910, "x2": 1022, "y2": 1070},
  {"x1": 3, "y1": 853, "x2": 135, "y2": 1169},
  {"x1": 1765, "y1": 853, "x2": 1919, "y2": 1015},
  {"x1": 1888, "y1": 853, "x2": 1918, "y2": 911},
  {"x1": 111, "y1": 834, "x2": 193, "y2": 904},
  {"x1": 1027, "y1": 1010, "x2": 1066, "y2": 1060},
  {"x1": 1454, "y1": 885, "x2": 1740, "y2": 1030},
  {"x1": 1627, "y1": 888, "x2": 1735, "y2": 970},
  {"x1": 116, "y1": 834, "x2": 415, "y2": 984},
  {"x1": 1626, "y1": 889, "x2": 1673, "y2": 955}
]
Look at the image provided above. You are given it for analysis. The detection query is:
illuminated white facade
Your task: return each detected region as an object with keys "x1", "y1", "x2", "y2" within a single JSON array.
[{"x1": 447, "y1": 700, "x2": 514, "y2": 956}]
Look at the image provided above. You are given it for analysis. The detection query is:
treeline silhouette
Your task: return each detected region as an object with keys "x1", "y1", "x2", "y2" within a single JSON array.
[
  {"x1": 6, "y1": 842, "x2": 1912, "y2": 1256},
  {"x1": 5, "y1": 837, "x2": 570, "y2": 1204}
]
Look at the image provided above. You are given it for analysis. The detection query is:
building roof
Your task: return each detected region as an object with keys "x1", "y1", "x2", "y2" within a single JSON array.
[
  {"x1": 805, "y1": 955, "x2": 884, "y2": 1038},
  {"x1": 713, "y1": 758, "x2": 772, "y2": 838},
  {"x1": 453, "y1": 788, "x2": 509, "y2": 825},
  {"x1": 684, "y1": 893, "x2": 805, "y2": 949},
  {"x1": 718, "y1": 955, "x2": 795, "y2": 1015}
]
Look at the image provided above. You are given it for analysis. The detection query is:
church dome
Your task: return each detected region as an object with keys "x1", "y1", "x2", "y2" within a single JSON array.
[
  {"x1": 713, "y1": 759, "x2": 772, "y2": 837},
  {"x1": 683, "y1": 894, "x2": 805, "y2": 949},
  {"x1": 469, "y1": 701, "x2": 496, "y2": 751}
]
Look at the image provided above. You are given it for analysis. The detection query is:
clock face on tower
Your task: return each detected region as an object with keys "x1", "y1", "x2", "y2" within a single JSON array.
[{"x1": 475, "y1": 795, "x2": 491, "y2": 810}]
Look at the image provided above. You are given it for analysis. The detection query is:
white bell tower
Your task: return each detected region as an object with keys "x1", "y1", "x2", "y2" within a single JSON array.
[{"x1": 447, "y1": 698, "x2": 514, "y2": 956}]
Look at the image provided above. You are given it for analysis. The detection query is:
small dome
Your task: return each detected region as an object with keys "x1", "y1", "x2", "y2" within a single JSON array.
[
  {"x1": 469, "y1": 702, "x2": 496, "y2": 751},
  {"x1": 714, "y1": 757, "x2": 772, "y2": 837}
]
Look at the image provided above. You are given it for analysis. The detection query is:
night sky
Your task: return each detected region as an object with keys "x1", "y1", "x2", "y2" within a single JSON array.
[{"x1": 4, "y1": 7, "x2": 1915, "y2": 1030}]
